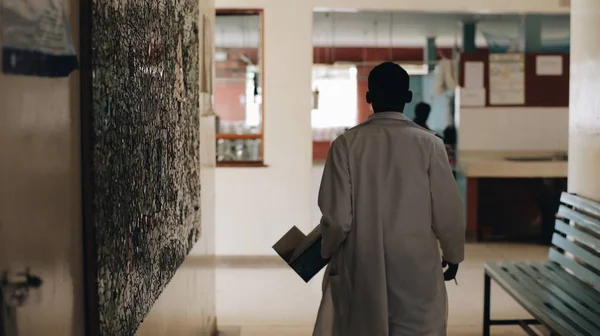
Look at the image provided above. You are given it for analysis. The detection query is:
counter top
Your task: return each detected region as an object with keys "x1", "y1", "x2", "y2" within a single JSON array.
[{"x1": 457, "y1": 151, "x2": 568, "y2": 178}]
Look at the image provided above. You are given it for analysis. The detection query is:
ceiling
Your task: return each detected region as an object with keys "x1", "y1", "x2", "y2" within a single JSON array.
[{"x1": 215, "y1": 11, "x2": 570, "y2": 48}]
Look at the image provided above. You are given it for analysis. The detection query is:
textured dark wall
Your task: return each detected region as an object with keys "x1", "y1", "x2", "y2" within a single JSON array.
[{"x1": 91, "y1": 0, "x2": 200, "y2": 334}]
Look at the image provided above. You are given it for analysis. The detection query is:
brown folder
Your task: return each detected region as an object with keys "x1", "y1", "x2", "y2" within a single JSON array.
[{"x1": 272, "y1": 225, "x2": 330, "y2": 282}]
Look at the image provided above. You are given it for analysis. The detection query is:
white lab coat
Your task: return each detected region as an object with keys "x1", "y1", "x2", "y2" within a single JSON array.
[{"x1": 313, "y1": 112, "x2": 465, "y2": 336}]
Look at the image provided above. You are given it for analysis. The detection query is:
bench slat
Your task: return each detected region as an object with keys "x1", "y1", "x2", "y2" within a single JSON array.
[
  {"x1": 549, "y1": 249, "x2": 600, "y2": 288},
  {"x1": 509, "y1": 264, "x2": 600, "y2": 335},
  {"x1": 561, "y1": 193, "x2": 600, "y2": 220},
  {"x1": 557, "y1": 206, "x2": 600, "y2": 236},
  {"x1": 554, "y1": 220, "x2": 600, "y2": 252},
  {"x1": 538, "y1": 262, "x2": 600, "y2": 310},
  {"x1": 516, "y1": 263, "x2": 600, "y2": 328},
  {"x1": 552, "y1": 234, "x2": 600, "y2": 273},
  {"x1": 484, "y1": 194, "x2": 600, "y2": 336},
  {"x1": 485, "y1": 262, "x2": 587, "y2": 336}
]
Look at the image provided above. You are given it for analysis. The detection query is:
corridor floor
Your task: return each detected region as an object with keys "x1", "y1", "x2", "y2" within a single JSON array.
[{"x1": 216, "y1": 243, "x2": 549, "y2": 336}]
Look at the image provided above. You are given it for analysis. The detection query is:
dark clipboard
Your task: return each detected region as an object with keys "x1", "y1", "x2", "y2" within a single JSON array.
[{"x1": 272, "y1": 225, "x2": 330, "y2": 282}]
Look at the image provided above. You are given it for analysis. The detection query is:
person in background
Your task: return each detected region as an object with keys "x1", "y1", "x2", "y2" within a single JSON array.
[
  {"x1": 443, "y1": 124, "x2": 458, "y2": 177},
  {"x1": 443, "y1": 124, "x2": 457, "y2": 146},
  {"x1": 313, "y1": 62, "x2": 465, "y2": 336},
  {"x1": 413, "y1": 102, "x2": 432, "y2": 130}
]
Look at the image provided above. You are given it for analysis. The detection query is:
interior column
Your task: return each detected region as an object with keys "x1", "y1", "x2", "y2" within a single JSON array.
[
  {"x1": 424, "y1": 37, "x2": 437, "y2": 72},
  {"x1": 518, "y1": 15, "x2": 542, "y2": 53},
  {"x1": 462, "y1": 21, "x2": 476, "y2": 53},
  {"x1": 568, "y1": 0, "x2": 600, "y2": 201}
]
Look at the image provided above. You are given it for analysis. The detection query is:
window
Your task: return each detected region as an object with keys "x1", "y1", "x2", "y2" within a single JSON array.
[
  {"x1": 311, "y1": 65, "x2": 358, "y2": 140},
  {"x1": 215, "y1": 9, "x2": 265, "y2": 167}
]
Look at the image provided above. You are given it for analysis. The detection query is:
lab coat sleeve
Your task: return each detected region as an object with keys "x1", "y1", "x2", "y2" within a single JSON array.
[
  {"x1": 429, "y1": 139, "x2": 465, "y2": 264},
  {"x1": 318, "y1": 136, "x2": 353, "y2": 259}
]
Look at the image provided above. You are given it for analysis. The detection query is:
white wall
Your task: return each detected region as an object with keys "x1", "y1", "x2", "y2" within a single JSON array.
[
  {"x1": 457, "y1": 107, "x2": 569, "y2": 151},
  {"x1": 214, "y1": 0, "x2": 570, "y2": 256},
  {"x1": 215, "y1": 0, "x2": 314, "y2": 255},
  {"x1": 567, "y1": 0, "x2": 600, "y2": 201},
  {"x1": 0, "y1": 1, "x2": 85, "y2": 334}
]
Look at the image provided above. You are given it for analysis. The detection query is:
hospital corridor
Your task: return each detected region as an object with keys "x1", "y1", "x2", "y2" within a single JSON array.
[
  {"x1": 1, "y1": 0, "x2": 599, "y2": 335},
  {"x1": 215, "y1": 244, "x2": 549, "y2": 335}
]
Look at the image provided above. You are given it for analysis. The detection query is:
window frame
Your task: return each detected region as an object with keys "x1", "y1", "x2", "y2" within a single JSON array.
[{"x1": 215, "y1": 8, "x2": 266, "y2": 168}]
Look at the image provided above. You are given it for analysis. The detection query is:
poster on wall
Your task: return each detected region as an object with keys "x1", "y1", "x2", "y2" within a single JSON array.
[
  {"x1": 536, "y1": 55, "x2": 563, "y2": 76},
  {"x1": 488, "y1": 53, "x2": 525, "y2": 105},
  {"x1": 201, "y1": 14, "x2": 214, "y2": 94},
  {"x1": 463, "y1": 61, "x2": 484, "y2": 88},
  {"x1": 1, "y1": 0, "x2": 78, "y2": 77}
]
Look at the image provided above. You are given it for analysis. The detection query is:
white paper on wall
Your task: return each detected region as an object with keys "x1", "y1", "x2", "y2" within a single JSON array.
[
  {"x1": 464, "y1": 61, "x2": 484, "y2": 88},
  {"x1": 536, "y1": 55, "x2": 563, "y2": 76},
  {"x1": 459, "y1": 87, "x2": 486, "y2": 107}
]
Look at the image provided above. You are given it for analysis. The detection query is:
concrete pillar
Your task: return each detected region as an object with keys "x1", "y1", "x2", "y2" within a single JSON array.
[
  {"x1": 568, "y1": 0, "x2": 600, "y2": 201},
  {"x1": 424, "y1": 37, "x2": 436, "y2": 72},
  {"x1": 462, "y1": 22, "x2": 476, "y2": 53},
  {"x1": 518, "y1": 15, "x2": 542, "y2": 53}
]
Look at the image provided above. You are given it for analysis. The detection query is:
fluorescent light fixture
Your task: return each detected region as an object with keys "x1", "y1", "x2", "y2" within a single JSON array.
[
  {"x1": 314, "y1": 7, "x2": 359, "y2": 13},
  {"x1": 333, "y1": 61, "x2": 429, "y2": 76},
  {"x1": 396, "y1": 63, "x2": 429, "y2": 75}
]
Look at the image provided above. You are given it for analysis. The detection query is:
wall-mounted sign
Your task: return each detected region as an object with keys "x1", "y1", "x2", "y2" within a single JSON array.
[
  {"x1": 459, "y1": 87, "x2": 486, "y2": 107},
  {"x1": 463, "y1": 61, "x2": 484, "y2": 88},
  {"x1": 489, "y1": 53, "x2": 525, "y2": 105},
  {"x1": 201, "y1": 14, "x2": 214, "y2": 94},
  {"x1": 1, "y1": 0, "x2": 78, "y2": 77},
  {"x1": 536, "y1": 55, "x2": 563, "y2": 76}
]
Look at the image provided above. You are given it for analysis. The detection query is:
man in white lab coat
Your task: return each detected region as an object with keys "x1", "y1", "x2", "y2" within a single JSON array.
[{"x1": 313, "y1": 62, "x2": 465, "y2": 336}]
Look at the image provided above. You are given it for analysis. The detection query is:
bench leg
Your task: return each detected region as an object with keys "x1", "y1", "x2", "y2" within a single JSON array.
[{"x1": 483, "y1": 273, "x2": 491, "y2": 336}]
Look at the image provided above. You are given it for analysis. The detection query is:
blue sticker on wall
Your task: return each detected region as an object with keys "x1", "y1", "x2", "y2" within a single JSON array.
[{"x1": 1, "y1": 0, "x2": 78, "y2": 77}]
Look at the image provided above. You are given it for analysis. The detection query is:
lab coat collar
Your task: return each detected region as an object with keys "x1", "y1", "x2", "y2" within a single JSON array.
[{"x1": 368, "y1": 111, "x2": 410, "y2": 122}]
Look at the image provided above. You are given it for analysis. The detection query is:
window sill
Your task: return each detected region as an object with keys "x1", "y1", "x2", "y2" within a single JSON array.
[
  {"x1": 216, "y1": 133, "x2": 262, "y2": 140},
  {"x1": 217, "y1": 161, "x2": 268, "y2": 168}
]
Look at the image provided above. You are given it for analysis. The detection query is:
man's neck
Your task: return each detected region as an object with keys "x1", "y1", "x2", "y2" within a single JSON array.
[{"x1": 373, "y1": 108, "x2": 403, "y2": 114}]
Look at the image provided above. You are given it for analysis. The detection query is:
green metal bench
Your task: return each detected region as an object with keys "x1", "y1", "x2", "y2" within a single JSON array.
[{"x1": 483, "y1": 192, "x2": 600, "y2": 336}]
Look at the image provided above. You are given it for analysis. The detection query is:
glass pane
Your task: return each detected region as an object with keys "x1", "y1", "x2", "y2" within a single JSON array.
[
  {"x1": 311, "y1": 65, "x2": 358, "y2": 140},
  {"x1": 216, "y1": 138, "x2": 262, "y2": 163},
  {"x1": 215, "y1": 13, "x2": 262, "y2": 135}
]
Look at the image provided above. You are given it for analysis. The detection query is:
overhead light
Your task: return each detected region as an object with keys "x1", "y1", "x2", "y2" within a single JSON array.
[
  {"x1": 314, "y1": 7, "x2": 359, "y2": 13},
  {"x1": 397, "y1": 63, "x2": 429, "y2": 75},
  {"x1": 333, "y1": 61, "x2": 429, "y2": 76}
]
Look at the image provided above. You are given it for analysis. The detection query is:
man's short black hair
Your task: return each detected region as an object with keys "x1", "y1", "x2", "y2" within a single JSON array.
[
  {"x1": 368, "y1": 62, "x2": 410, "y2": 97},
  {"x1": 366, "y1": 62, "x2": 412, "y2": 112}
]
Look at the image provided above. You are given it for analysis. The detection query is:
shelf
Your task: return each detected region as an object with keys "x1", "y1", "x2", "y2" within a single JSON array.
[
  {"x1": 217, "y1": 161, "x2": 267, "y2": 168},
  {"x1": 216, "y1": 133, "x2": 262, "y2": 140}
]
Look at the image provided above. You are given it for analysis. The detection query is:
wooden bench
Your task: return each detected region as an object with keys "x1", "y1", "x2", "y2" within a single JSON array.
[{"x1": 483, "y1": 192, "x2": 600, "y2": 336}]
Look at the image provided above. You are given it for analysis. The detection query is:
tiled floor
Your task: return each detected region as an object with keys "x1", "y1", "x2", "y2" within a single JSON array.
[{"x1": 216, "y1": 243, "x2": 549, "y2": 335}]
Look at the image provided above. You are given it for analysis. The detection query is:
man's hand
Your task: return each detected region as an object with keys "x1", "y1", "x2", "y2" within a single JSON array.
[{"x1": 442, "y1": 258, "x2": 459, "y2": 282}]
